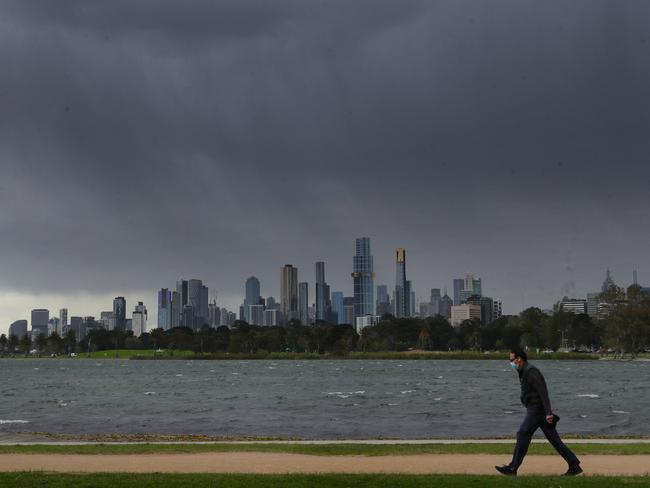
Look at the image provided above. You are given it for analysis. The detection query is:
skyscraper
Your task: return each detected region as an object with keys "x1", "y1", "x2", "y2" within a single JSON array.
[
  {"x1": 394, "y1": 248, "x2": 410, "y2": 318},
  {"x1": 176, "y1": 279, "x2": 188, "y2": 326},
  {"x1": 112, "y1": 297, "x2": 126, "y2": 330},
  {"x1": 331, "y1": 291, "x2": 344, "y2": 325},
  {"x1": 187, "y1": 279, "x2": 204, "y2": 330},
  {"x1": 59, "y1": 308, "x2": 68, "y2": 332},
  {"x1": 316, "y1": 261, "x2": 329, "y2": 320},
  {"x1": 245, "y1": 276, "x2": 261, "y2": 310},
  {"x1": 9, "y1": 320, "x2": 28, "y2": 339},
  {"x1": 171, "y1": 291, "x2": 181, "y2": 328},
  {"x1": 376, "y1": 284, "x2": 390, "y2": 315},
  {"x1": 440, "y1": 289, "x2": 453, "y2": 319},
  {"x1": 157, "y1": 288, "x2": 172, "y2": 330},
  {"x1": 281, "y1": 265, "x2": 299, "y2": 322},
  {"x1": 298, "y1": 282, "x2": 309, "y2": 325},
  {"x1": 602, "y1": 268, "x2": 616, "y2": 293},
  {"x1": 132, "y1": 302, "x2": 147, "y2": 336},
  {"x1": 352, "y1": 237, "x2": 375, "y2": 319},
  {"x1": 453, "y1": 278, "x2": 464, "y2": 306},
  {"x1": 430, "y1": 288, "x2": 441, "y2": 315}
]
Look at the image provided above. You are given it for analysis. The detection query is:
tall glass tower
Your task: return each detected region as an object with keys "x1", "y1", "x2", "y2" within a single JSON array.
[
  {"x1": 352, "y1": 237, "x2": 375, "y2": 319},
  {"x1": 394, "y1": 248, "x2": 410, "y2": 318}
]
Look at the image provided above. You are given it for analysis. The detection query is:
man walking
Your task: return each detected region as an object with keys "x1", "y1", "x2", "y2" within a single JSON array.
[{"x1": 495, "y1": 348, "x2": 582, "y2": 476}]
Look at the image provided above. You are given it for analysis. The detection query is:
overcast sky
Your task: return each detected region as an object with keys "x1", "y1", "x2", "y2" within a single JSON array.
[{"x1": 1, "y1": 1, "x2": 649, "y2": 333}]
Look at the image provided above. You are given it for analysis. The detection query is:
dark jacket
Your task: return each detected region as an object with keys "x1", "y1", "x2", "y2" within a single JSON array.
[{"x1": 518, "y1": 362, "x2": 552, "y2": 415}]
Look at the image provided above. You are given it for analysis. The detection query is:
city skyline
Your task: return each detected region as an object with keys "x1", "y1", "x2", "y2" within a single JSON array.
[
  {"x1": 2, "y1": 2, "x2": 649, "y2": 335},
  {"x1": 1, "y1": 243, "x2": 639, "y2": 335}
]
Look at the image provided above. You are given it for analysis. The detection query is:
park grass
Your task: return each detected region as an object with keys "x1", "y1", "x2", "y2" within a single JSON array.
[
  {"x1": 1, "y1": 473, "x2": 649, "y2": 488},
  {"x1": 1, "y1": 442, "x2": 649, "y2": 456},
  {"x1": 85, "y1": 349, "x2": 193, "y2": 359}
]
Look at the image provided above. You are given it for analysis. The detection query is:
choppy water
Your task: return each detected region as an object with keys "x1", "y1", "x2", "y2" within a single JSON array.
[{"x1": 0, "y1": 359, "x2": 647, "y2": 438}]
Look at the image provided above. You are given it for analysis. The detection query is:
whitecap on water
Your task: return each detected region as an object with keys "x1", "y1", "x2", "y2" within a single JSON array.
[
  {"x1": 175, "y1": 374, "x2": 183, "y2": 377},
  {"x1": 144, "y1": 392, "x2": 156, "y2": 395},
  {"x1": 579, "y1": 414, "x2": 588, "y2": 418},
  {"x1": 33, "y1": 368, "x2": 39, "y2": 370},
  {"x1": 0, "y1": 420, "x2": 29, "y2": 424},
  {"x1": 400, "y1": 390, "x2": 415, "y2": 394},
  {"x1": 504, "y1": 411, "x2": 514, "y2": 414},
  {"x1": 612, "y1": 410, "x2": 629, "y2": 414},
  {"x1": 577, "y1": 394, "x2": 599, "y2": 398},
  {"x1": 434, "y1": 397, "x2": 442, "y2": 401}
]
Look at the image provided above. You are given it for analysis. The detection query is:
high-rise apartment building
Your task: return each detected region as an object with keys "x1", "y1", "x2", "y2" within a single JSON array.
[
  {"x1": 394, "y1": 248, "x2": 410, "y2": 318},
  {"x1": 176, "y1": 280, "x2": 188, "y2": 326},
  {"x1": 113, "y1": 297, "x2": 126, "y2": 330},
  {"x1": 298, "y1": 281, "x2": 309, "y2": 325},
  {"x1": 352, "y1": 237, "x2": 375, "y2": 319},
  {"x1": 158, "y1": 288, "x2": 172, "y2": 330},
  {"x1": 281, "y1": 265, "x2": 299, "y2": 323},
  {"x1": 343, "y1": 296, "x2": 355, "y2": 325},
  {"x1": 559, "y1": 297, "x2": 587, "y2": 314},
  {"x1": 30, "y1": 309, "x2": 49, "y2": 337}
]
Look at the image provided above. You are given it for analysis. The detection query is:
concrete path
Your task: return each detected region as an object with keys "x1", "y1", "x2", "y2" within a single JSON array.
[{"x1": 0, "y1": 453, "x2": 648, "y2": 475}]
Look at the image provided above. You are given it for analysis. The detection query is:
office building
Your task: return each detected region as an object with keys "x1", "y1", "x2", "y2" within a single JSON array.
[
  {"x1": 99, "y1": 311, "x2": 115, "y2": 330},
  {"x1": 355, "y1": 315, "x2": 380, "y2": 334},
  {"x1": 113, "y1": 297, "x2": 126, "y2": 330},
  {"x1": 31, "y1": 309, "x2": 49, "y2": 337},
  {"x1": 281, "y1": 265, "x2": 299, "y2": 322},
  {"x1": 131, "y1": 302, "x2": 147, "y2": 336},
  {"x1": 298, "y1": 282, "x2": 309, "y2": 325},
  {"x1": 439, "y1": 290, "x2": 453, "y2": 319},
  {"x1": 9, "y1": 320, "x2": 28, "y2": 339},
  {"x1": 315, "y1": 261, "x2": 331, "y2": 322},
  {"x1": 70, "y1": 316, "x2": 83, "y2": 340},
  {"x1": 451, "y1": 304, "x2": 481, "y2": 326},
  {"x1": 559, "y1": 297, "x2": 587, "y2": 314},
  {"x1": 176, "y1": 280, "x2": 188, "y2": 326},
  {"x1": 343, "y1": 296, "x2": 355, "y2": 325},
  {"x1": 430, "y1": 288, "x2": 441, "y2": 315},
  {"x1": 264, "y1": 309, "x2": 282, "y2": 327},
  {"x1": 352, "y1": 237, "x2": 375, "y2": 319},
  {"x1": 492, "y1": 300, "x2": 503, "y2": 321},
  {"x1": 208, "y1": 299, "x2": 220, "y2": 327},
  {"x1": 59, "y1": 308, "x2": 68, "y2": 331},
  {"x1": 171, "y1": 291, "x2": 181, "y2": 328},
  {"x1": 247, "y1": 304, "x2": 265, "y2": 326},
  {"x1": 331, "y1": 291, "x2": 344, "y2": 325},
  {"x1": 200, "y1": 285, "x2": 208, "y2": 326},
  {"x1": 466, "y1": 295, "x2": 494, "y2": 325},
  {"x1": 453, "y1": 278, "x2": 464, "y2": 306},
  {"x1": 182, "y1": 305, "x2": 195, "y2": 330},
  {"x1": 187, "y1": 279, "x2": 203, "y2": 330},
  {"x1": 601, "y1": 268, "x2": 616, "y2": 293},
  {"x1": 157, "y1": 288, "x2": 172, "y2": 330},
  {"x1": 586, "y1": 292, "x2": 600, "y2": 318}
]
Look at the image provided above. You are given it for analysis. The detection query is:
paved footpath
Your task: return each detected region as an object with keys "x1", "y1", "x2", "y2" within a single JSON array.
[{"x1": 0, "y1": 453, "x2": 649, "y2": 475}]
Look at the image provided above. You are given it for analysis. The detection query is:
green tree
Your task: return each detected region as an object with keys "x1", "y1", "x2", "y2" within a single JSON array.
[
  {"x1": 7, "y1": 334, "x2": 19, "y2": 354},
  {"x1": 34, "y1": 333, "x2": 47, "y2": 356},
  {"x1": 64, "y1": 329, "x2": 77, "y2": 354},
  {"x1": 416, "y1": 327, "x2": 432, "y2": 350},
  {"x1": 19, "y1": 334, "x2": 32, "y2": 356},
  {"x1": 0, "y1": 334, "x2": 7, "y2": 354},
  {"x1": 519, "y1": 307, "x2": 544, "y2": 349}
]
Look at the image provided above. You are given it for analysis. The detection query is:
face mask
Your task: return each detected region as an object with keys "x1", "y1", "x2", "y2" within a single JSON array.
[{"x1": 510, "y1": 361, "x2": 519, "y2": 371}]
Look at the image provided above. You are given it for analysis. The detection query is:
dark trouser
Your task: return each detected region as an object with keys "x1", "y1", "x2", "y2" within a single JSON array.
[{"x1": 510, "y1": 407, "x2": 579, "y2": 471}]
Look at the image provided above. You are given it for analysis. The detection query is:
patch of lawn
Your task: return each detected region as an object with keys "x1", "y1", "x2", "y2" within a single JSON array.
[{"x1": 1, "y1": 473, "x2": 649, "y2": 488}]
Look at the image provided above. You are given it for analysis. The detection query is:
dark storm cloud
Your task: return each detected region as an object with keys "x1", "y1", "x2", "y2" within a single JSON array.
[{"x1": 1, "y1": 0, "x2": 649, "y2": 313}]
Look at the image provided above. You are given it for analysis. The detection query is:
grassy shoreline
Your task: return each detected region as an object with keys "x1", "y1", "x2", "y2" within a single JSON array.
[
  {"x1": 1, "y1": 442, "x2": 650, "y2": 456},
  {"x1": 1, "y1": 350, "x2": 602, "y2": 360},
  {"x1": 1, "y1": 473, "x2": 649, "y2": 487}
]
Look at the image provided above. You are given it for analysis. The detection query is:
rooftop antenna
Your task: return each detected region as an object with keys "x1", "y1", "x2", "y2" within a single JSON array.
[{"x1": 633, "y1": 269, "x2": 638, "y2": 286}]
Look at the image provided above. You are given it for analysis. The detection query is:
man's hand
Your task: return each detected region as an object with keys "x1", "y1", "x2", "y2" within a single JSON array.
[{"x1": 546, "y1": 414, "x2": 554, "y2": 424}]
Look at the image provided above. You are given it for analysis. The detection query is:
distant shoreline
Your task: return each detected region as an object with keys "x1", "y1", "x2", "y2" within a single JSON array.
[{"x1": 0, "y1": 350, "x2": 607, "y2": 361}]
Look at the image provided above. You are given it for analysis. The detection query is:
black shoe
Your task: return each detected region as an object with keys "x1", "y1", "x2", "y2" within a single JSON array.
[
  {"x1": 495, "y1": 465, "x2": 517, "y2": 476},
  {"x1": 563, "y1": 464, "x2": 583, "y2": 476}
]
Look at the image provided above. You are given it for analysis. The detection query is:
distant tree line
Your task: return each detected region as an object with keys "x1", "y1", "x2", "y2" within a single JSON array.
[{"x1": 1, "y1": 284, "x2": 649, "y2": 357}]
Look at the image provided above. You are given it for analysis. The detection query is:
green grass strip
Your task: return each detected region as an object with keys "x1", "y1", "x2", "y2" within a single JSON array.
[
  {"x1": 1, "y1": 442, "x2": 650, "y2": 455},
  {"x1": 1, "y1": 473, "x2": 649, "y2": 488}
]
